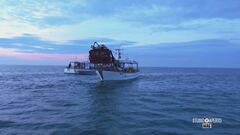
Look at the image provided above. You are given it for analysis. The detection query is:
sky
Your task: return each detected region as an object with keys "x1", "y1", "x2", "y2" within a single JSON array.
[{"x1": 0, "y1": 0, "x2": 240, "y2": 67}]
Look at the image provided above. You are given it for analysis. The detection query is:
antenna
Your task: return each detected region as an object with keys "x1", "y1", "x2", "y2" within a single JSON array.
[
  {"x1": 115, "y1": 48, "x2": 123, "y2": 60},
  {"x1": 75, "y1": 56, "x2": 78, "y2": 62}
]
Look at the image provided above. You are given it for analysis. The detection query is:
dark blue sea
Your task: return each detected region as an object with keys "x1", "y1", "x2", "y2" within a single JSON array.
[{"x1": 0, "y1": 66, "x2": 239, "y2": 135}]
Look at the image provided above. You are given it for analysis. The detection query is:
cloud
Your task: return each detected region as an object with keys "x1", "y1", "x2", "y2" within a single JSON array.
[
  {"x1": 150, "y1": 18, "x2": 240, "y2": 40},
  {"x1": 125, "y1": 39, "x2": 240, "y2": 67},
  {"x1": 0, "y1": 0, "x2": 87, "y2": 26},
  {"x1": 115, "y1": 0, "x2": 240, "y2": 25},
  {"x1": 32, "y1": 45, "x2": 55, "y2": 50},
  {"x1": 2, "y1": 0, "x2": 240, "y2": 27},
  {"x1": 0, "y1": 34, "x2": 137, "y2": 54},
  {"x1": 1, "y1": 0, "x2": 240, "y2": 44},
  {"x1": 1, "y1": 34, "x2": 240, "y2": 67},
  {"x1": 0, "y1": 0, "x2": 240, "y2": 67},
  {"x1": 0, "y1": 47, "x2": 87, "y2": 61}
]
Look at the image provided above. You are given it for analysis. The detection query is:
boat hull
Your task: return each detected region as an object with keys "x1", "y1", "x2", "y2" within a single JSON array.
[
  {"x1": 96, "y1": 70, "x2": 139, "y2": 81},
  {"x1": 64, "y1": 68, "x2": 96, "y2": 75}
]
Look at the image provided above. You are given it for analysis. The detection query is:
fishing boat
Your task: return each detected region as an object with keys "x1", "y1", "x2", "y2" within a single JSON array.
[
  {"x1": 64, "y1": 61, "x2": 96, "y2": 75},
  {"x1": 89, "y1": 42, "x2": 139, "y2": 81}
]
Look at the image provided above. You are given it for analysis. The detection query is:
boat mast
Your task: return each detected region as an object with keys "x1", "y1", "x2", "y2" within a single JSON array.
[{"x1": 115, "y1": 48, "x2": 123, "y2": 60}]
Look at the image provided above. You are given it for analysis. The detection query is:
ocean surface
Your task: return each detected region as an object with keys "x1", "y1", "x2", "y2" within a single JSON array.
[{"x1": 0, "y1": 66, "x2": 239, "y2": 135}]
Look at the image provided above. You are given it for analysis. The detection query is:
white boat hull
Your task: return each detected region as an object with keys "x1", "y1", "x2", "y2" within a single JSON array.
[
  {"x1": 96, "y1": 70, "x2": 139, "y2": 81},
  {"x1": 64, "y1": 68, "x2": 96, "y2": 75}
]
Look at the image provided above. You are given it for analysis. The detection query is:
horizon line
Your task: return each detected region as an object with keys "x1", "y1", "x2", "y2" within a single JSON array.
[{"x1": 0, "y1": 64, "x2": 239, "y2": 69}]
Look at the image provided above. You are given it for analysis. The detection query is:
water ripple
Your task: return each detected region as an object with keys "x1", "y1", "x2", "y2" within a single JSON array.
[{"x1": 0, "y1": 66, "x2": 239, "y2": 134}]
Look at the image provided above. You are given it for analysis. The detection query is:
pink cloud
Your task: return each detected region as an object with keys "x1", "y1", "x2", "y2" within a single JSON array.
[{"x1": 0, "y1": 48, "x2": 88, "y2": 61}]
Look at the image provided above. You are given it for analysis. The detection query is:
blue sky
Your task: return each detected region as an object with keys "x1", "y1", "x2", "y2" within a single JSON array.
[{"x1": 0, "y1": 0, "x2": 240, "y2": 67}]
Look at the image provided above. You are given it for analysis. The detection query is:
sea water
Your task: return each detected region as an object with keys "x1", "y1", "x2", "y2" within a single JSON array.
[{"x1": 0, "y1": 66, "x2": 239, "y2": 135}]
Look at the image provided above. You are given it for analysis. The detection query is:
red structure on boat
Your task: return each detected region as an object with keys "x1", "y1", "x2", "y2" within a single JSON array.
[{"x1": 89, "y1": 42, "x2": 115, "y2": 64}]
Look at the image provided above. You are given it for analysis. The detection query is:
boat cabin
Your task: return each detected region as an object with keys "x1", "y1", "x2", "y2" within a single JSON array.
[
  {"x1": 91, "y1": 60, "x2": 138, "y2": 73},
  {"x1": 67, "y1": 61, "x2": 94, "y2": 69},
  {"x1": 117, "y1": 60, "x2": 139, "y2": 73}
]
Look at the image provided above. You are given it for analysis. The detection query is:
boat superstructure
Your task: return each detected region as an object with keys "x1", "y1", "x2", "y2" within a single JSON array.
[
  {"x1": 95, "y1": 60, "x2": 139, "y2": 81},
  {"x1": 89, "y1": 42, "x2": 139, "y2": 81}
]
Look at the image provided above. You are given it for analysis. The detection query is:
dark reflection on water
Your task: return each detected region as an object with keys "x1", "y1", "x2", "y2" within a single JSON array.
[{"x1": 0, "y1": 66, "x2": 240, "y2": 135}]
